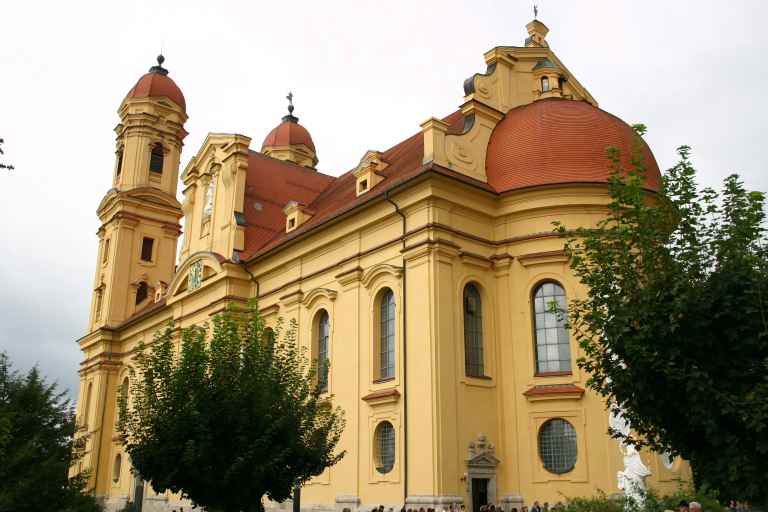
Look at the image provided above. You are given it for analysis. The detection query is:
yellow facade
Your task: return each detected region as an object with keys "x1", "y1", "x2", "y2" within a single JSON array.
[{"x1": 75, "y1": 19, "x2": 690, "y2": 512}]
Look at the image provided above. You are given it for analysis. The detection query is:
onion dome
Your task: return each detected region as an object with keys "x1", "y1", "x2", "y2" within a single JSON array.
[
  {"x1": 261, "y1": 92, "x2": 318, "y2": 168},
  {"x1": 485, "y1": 98, "x2": 661, "y2": 192},
  {"x1": 125, "y1": 55, "x2": 186, "y2": 111}
]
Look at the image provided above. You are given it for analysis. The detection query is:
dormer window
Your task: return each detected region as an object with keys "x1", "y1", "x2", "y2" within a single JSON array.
[
  {"x1": 283, "y1": 201, "x2": 312, "y2": 233},
  {"x1": 353, "y1": 150, "x2": 387, "y2": 197},
  {"x1": 149, "y1": 144, "x2": 164, "y2": 174},
  {"x1": 541, "y1": 76, "x2": 550, "y2": 92}
]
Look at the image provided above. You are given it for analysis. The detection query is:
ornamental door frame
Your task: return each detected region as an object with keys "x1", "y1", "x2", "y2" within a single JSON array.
[{"x1": 465, "y1": 434, "x2": 500, "y2": 508}]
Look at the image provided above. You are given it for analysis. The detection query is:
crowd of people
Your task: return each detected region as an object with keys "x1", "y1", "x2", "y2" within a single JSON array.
[
  {"x1": 357, "y1": 497, "x2": 751, "y2": 512},
  {"x1": 361, "y1": 500, "x2": 569, "y2": 512}
]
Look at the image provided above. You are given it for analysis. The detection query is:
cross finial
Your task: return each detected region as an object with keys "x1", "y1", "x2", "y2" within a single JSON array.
[
  {"x1": 286, "y1": 91, "x2": 294, "y2": 115},
  {"x1": 534, "y1": 4, "x2": 538, "y2": 19}
]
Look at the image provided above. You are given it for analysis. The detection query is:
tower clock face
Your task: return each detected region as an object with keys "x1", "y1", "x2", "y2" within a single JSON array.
[{"x1": 189, "y1": 261, "x2": 203, "y2": 290}]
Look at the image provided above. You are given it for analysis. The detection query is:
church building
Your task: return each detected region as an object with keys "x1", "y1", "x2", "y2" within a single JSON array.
[{"x1": 74, "y1": 17, "x2": 691, "y2": 512}]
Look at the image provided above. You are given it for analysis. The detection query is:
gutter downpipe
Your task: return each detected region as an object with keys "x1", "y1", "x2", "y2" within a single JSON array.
[
  {"x1": 239, "y1": 259, "x2": 260, "y2": 306},
  {"x1": 384, "y1": 190, "x2": 408, "y2": 507}
]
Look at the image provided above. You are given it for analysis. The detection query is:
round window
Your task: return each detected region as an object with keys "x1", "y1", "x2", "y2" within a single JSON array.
[
  {"x1": 538, "y1": 418, "x2": 577, "y2": 474},
  {"x1": 374, "y1": 421, "x2": 395, "y2": 474}
]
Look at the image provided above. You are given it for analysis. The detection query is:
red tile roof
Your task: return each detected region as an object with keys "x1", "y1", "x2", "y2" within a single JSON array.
[
  {"x1": 126, "y1": 72, "x2": 186, "y2": 111},
  {"x1": 242, "y1": 152, "x2": 335, "y2": 257},
  {"x1": 239, "y1": 110, "x2": 466, "y2": 261},
  {"x1": 239, "y1": 100, "x2": 661, "y2": 261},
  {"x1": 262, "y1": 119, "x2": 316, "y2": 152},
  {"x1": 486, "y1": 98, "x2": 661, "y2": 192}
]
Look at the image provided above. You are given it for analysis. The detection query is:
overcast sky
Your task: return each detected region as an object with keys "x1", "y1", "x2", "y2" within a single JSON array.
[{"x1": 1, "y1": 0, "x2": 766, "y2": 401}]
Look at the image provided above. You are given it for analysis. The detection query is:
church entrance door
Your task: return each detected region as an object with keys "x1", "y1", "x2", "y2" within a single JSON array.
[{"x1": 471, "y1": 478, "x2": 489, "y2": 512}]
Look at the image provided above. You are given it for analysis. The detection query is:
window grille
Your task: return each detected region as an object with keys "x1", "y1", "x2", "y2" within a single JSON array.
[
  {"x1": 533, "y1": 282, "x2": 571, "y2": 373},
  {"x1": 375, "y1": 421, "x2": 395, "y2": 474},
  {"x1": 317, "y1": 310, "x2": 330, "y2": 392},
  {"x1": 463, "y1": 283, "x2": 484, "y2": 377},
  {"x1": 379, "y1": 289, "x2": 395, "y2": 379},
  {"x1": 538, "y1": 418, "x2": 577, "y2": 474},
  {"x1": 541, "y1": 76, "x2": 550, "y2": 92}
]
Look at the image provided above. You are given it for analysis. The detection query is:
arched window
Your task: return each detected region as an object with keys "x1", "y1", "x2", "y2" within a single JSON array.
[
  {"x1": 538, "y1": 418, "x2": 577, "y2": 474},
  {"x1": 113, "y1": 453, "x2": 122, "y2": 483},
  {"x1": 463, "y1": 283, "x2": 484, "y2": 377},
  {"x1": 116, "y1": 147, "x2": 124, "y2": 177},
  {"x1": 149, "y1": 144, "x2": 164, "y2": 174},
  {"x1": 135, "y1": 282, "x2": 149, "y2": 305},
  {"x1": 378, "y1": 289, "x2": 395, "y2": 380},
  {"x1": 541, "y1": 76, "x2": 550, "y2": 92},
  {"x1": 374, "y1": 421, "x2": 395, "y2": 474},
  {"x1": 316, "y1": 310, "x2": 330, "y2": 392},
  {"x1": 532, "y1": 282, "x2": 571, "y2": 373}
]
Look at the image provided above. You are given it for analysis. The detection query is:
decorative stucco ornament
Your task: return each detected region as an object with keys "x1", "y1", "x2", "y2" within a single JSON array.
[{"x1": 188, "y1": 260, "x2": 203, "y2": 290}]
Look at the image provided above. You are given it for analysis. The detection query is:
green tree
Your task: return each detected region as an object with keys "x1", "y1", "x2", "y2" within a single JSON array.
[
  {"x1": 556, "y1": 128, "x2": 768, "y2": 504},
  {"x1": 0, "y1": 138, "x2": 13, "y2": 170},
  {"x1": 0, "y1": 352, "x2": 102, "y2": 512},
  {"x1": 118, "y1": 305, "x2": 345, "y2": 512}
]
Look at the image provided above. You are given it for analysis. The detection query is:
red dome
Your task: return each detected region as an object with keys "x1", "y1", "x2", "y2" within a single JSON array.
[
  {"x1": 262, "y1": 118, "x2": 315, "y2": 152},
  {"x1": 125, "y1": 71, "x2": 186, "y2": 111},
  {"x1": 485, "y1": 98, "x2": 660, "y2": 192}
]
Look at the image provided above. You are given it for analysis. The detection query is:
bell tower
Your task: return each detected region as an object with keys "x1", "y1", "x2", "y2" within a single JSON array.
[{"x1": 88, "y1": 55, "x2": 187, "y2": 330}]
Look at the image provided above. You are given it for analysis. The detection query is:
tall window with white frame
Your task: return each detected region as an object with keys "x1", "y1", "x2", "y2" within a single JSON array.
[
  {"x1": 317, "y1": 310, "x2": 330, "y2": 392},
  {"x1": 378, "y1": 289, "x2": 395, "y2": 380},
  {"x1": 463, "y1": 283, "x2": 484, "y2": 377},
  {"x1": 532, "y1": 281, "x2": 571, "y2": 374}
]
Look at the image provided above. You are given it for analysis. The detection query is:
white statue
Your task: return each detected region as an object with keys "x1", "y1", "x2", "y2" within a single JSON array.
[
  {"x1": 610, "y1": 404, "x2": 651, "y2": 506},
  {"x1": 203, "y1": 174, "x2": 216, "y2": 218},
  {"x1": 617, "y1": 444, "x2": 652, "y2": 504}
]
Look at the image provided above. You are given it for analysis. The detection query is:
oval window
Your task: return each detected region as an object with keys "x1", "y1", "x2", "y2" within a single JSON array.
[
  {"x1": 538, "y1": 418, "x2": 577, "y2": 474},
  {"x1": 374, "y1": 421, "x2": 395, "y2": 474}
]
